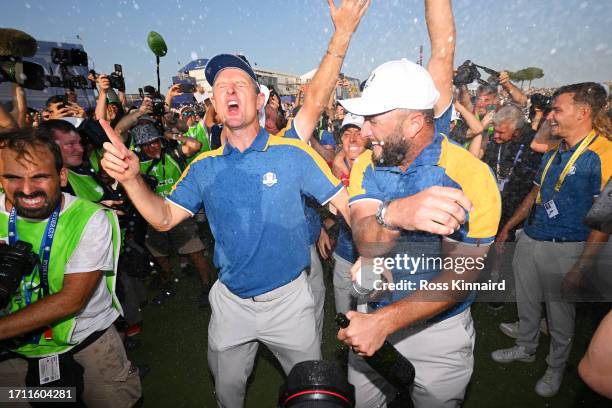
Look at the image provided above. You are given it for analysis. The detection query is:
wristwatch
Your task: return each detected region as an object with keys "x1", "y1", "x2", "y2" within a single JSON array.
[{"x1": 375, "y1": 201, "x2": 400, "y2": 231}]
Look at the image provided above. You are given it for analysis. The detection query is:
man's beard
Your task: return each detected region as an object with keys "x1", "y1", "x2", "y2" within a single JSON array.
[
  {"x1": 13, "y1": 190, "x2": 61, "y2": 219},
  {"x1": 372, "y1": 128, "x2": 409, "y2": 167}
]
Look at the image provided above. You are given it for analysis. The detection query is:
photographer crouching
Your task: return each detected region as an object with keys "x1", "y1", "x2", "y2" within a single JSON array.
[{"x1": 0, "y1": 128, "x2": 141, "y2": 406}]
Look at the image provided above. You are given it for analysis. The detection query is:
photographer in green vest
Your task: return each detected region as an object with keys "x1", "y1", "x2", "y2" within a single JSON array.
[
  {"x1": 132, "y1": 122, "x2": 215, "y2": 307},
  {"x1": 0, "y1": 128, "x2": 141, "y2": 406}
]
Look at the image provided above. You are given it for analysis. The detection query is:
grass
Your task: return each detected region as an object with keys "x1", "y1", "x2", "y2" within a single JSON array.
[{"x1": 127, "y1": 259, "x2": 610, "y2": 408}]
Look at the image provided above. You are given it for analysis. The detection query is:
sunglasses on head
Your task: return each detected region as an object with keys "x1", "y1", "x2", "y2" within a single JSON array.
[{"x1": 182, "y1": 111, "x2": 195, "y2": 117}]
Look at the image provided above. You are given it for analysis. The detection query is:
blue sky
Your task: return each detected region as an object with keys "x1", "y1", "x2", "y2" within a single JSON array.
[{"x1": 3, "y1": 0, "x2": 611, "y2": 93}]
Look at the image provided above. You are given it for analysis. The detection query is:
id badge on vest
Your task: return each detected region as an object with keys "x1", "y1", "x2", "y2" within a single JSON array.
[
  {"x1": 39, "y1": 354, "x2": 61, "y2": 384},
  {"x1": 544, "y1": 200, "x2": 559, "y2": 218},
  {"x1": 497, "y1": 179, "x2": 507, "y2": 193}
]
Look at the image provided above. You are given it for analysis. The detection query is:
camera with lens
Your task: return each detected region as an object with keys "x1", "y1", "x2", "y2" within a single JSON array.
[
  {"x1": 454, "y1": 60, "x2": 500, "y2": 87},
  {"x1": 139, "y1": 86, "x2": 166, "y2": 116},
  {"x1": 530, "y1": 93, "x2": 552, "y2": 112},
  {"x1": 279, "y1": 360, "x2": 355, "y2": 407},
  {"x1": 0, "y1": 29, "x2": 46, "y2": 90},
  {"x1": 0, "y1": 241, "x2": 39, "y2": 309},
  {"x1": 51, "y1": 48, "x2": 88, "y2": 67}
]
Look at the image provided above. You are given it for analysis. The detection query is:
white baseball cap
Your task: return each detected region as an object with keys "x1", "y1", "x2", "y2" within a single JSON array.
[
  {"x1": 340, "y1": 59, "x2": 440, "y2": 116},
  {"x1": 341, "y1": 112, "x2": 364, "y2": 129}
]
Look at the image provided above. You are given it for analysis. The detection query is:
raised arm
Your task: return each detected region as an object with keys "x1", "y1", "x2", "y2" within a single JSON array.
[
  {"x1": 95, "y1": 74, "x2": 111, "y2": 121},
  {"x1": 293, "y1": 0, "x2": 370, "y2": 141},
  {"x1": 426, "y1": 0, "x2": 455, "y2": 116},
  {"x1": 99, "y1": 120, "x2": 190, "y2": 231},
  {"x1": 499, "y1": 71, "x2": 528, "y2": 107}
]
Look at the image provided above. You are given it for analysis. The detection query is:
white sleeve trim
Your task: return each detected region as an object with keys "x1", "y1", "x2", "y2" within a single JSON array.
[
  {"x1": 348, "y1": 197, "x2": 383, "y2": 207},
  {"x1": 321, "y1": 187, "x2": 344, "y2": 206},
  {"x1": 291, "y1": 115, "x2": 307, "y2": 142},
  {"x1": 165, "y1": 197, "x2": 195, "y2": 217}
]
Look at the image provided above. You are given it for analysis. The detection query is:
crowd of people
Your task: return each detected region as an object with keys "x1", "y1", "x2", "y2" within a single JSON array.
[{"x1": 1, "y1": 0, "x2": 611, "y2": 407}]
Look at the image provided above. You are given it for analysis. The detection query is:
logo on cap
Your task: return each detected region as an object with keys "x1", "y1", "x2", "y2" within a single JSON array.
[
  {"x1": 262, "y1": 172, "x2": 278, "y2": 187},
  {"x1": 364, "y1": 72, "x2": 375, "y2": 91}
]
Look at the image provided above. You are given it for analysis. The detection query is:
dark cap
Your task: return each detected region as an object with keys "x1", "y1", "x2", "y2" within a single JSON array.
[
  {"x1": 205, "y1": 54, "x2": 258, "y2": 89},
  {"x1": 131, "y1": 123, "x2": 163, "y2": 146}
]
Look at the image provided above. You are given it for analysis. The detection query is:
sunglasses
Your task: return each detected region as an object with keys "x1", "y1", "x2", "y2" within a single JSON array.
[{"x1": 182, "y1": 111, "x2": 195, "y2": 117}]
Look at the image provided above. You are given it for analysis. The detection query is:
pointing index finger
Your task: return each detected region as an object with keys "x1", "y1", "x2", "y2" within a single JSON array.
[{"x1": 99, "y1": 119, "x2": 127, "y2": 156}]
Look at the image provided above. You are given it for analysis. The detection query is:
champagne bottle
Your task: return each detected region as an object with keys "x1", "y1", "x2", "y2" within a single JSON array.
[{"x1": 336, "y1": 313, "x2": 415, "y2": 407}]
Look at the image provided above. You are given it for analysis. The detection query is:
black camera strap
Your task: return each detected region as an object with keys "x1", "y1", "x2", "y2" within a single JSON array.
[{"x1": 8, "y1": 202, "x2": 62, "y2": 303}]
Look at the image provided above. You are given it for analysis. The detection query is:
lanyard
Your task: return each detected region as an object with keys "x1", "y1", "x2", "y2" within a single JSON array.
[
  {"x1": 8, "y1": 203, "x2": 61, "y2": 305},
  {"x1": 536, "y1": 131, "x2": 597, "y2": 204},
  {"x1": 496, "y1": 143, "x2": 524, "y2": 182}
]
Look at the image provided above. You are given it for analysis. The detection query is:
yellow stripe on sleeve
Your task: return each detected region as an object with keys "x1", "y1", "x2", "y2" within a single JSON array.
[
  {"x1": 438, "y1": 137, "x2": 501, "y2": 239},
  {"x1": 267, "y1": 135, "x2": 339, "y2": 185},
  {"x1": 586, "y1": 136, "x2": 612, "y2": 191},
  {"x1": 348, "y1": 150, "x2": 374, "y2": 199}
]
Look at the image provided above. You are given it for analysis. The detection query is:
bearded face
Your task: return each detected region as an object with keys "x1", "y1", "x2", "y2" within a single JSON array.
[{"x1": 371, "y1": 121, "x2": 410, "y2": 167}]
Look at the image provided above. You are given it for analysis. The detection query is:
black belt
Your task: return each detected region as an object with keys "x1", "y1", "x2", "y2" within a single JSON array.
[{"x1": 537, "y1": 237, "x2": 585, "y2": 243}]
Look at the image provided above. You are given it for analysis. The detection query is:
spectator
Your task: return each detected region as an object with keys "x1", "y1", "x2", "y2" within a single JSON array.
[
  {"x1": 329, "y1": 113, "x2": 366, "y2": 314},
  {"x1": 131, "y1": 123, "x2": 213, "y2": 307},
  {"x1": 492, "y1": 82, "x2": 612, "y2": 398}
]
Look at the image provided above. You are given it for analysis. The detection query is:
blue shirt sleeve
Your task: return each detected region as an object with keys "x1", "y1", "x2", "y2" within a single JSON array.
[
  {"x1": 283, "y1": 119, "x2": 301, "y2": 141},
  {"x1": 166, "y1": 162, "x2": 204, "y2": 215},
  {"x1": 292, "y1": 145, "x2": 342, "y2": 205},
  {"x1": 434, "y1": 103, "x2": 452, "y2": 138}
]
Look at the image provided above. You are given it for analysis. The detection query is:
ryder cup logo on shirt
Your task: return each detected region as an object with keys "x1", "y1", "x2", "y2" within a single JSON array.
[
  {"x1": 262, "y1": 172, "x2": 278, "y2": 187},
  {"x1": 568, "y1": 166, "x2": 577, "y2": 176}
]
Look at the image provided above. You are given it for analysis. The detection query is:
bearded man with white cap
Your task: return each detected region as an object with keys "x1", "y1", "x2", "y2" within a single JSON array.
[{"x1": 336, "y1": 1, "x2": 501, "y2": 407}]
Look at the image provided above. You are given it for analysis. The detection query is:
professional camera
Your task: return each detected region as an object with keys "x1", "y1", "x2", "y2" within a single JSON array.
[
  {"x1": 78, "y1": 119, "x2": 110, "y2": 149},
  {"x1": 108, "y1": 64, "x2": 126, "y2": 91},
  {"x1": 51, "y1": 48, "x2": 88, "y2": 67},
  {"x1": 530, "y1": 93, "x2": 552, "y2": 112},
  {"x1": 139, "y1": 86, "x2": 165, "y2": 116},
  {"x1": 453, "y1": 60, "x2": 500, "y2": 87},
  {"x1": 0, "y1": 28, "x2": 46, "y2": 90},
  {"x1": 0, "y1": 241, "x2": 39, "y2": 309},
  {"x1": 50, "y1": 47, "x2": 90, "y2": 89},
  {"x1": 279, "y1": 360, "x2": 355, "y2": 407}
]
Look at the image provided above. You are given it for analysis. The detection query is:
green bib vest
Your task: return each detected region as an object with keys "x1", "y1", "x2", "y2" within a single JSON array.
[
  {"x1": 184, "y1": 122, "x2": 210, "y2": 165},
  {"x1": 67, "y1": 169, "x2": 105, "y2": 202},
  {"x1": 0, "y1": 197, "x2": 122, "y2": 357},
  {"x1": 140, "y1": 154, "x2": 182, "y2": 197}
]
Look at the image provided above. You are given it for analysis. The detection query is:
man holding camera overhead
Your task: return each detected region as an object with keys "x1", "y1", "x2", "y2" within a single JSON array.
[{"x1": 0, "y1": 128, "x2": 141, "y2": 406}]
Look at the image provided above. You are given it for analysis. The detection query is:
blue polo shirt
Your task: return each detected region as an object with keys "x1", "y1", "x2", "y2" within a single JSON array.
[
  {"x1": 525, "y1": 134, "x2": 612, "y2": 241},
  {"x1": 168, "y1": 128, "x2": 342, "y2": 298},
  {"x1": 348, "y1": 130, "x2": 501, "y2": 320}
]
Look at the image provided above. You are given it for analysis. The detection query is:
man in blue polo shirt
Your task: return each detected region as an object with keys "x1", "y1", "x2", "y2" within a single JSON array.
[
  {"x1": 492, "y1": 82, "x2": 612, "y2": 397},
  {"x1": 336, "y1": 1, "x2": 502, "y2": 406},
  {"x1": 100, "y1": 2, "x2": 369, "y2": 406}
]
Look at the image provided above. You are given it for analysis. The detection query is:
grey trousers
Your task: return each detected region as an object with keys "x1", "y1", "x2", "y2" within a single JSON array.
[
  {"x1": 348, "y1": 308, "x2": 475, "y2": 408},
  {"x1": 207, "y1": 273, "x2": 321, "y2": 408},
  {"x1": 513, "y1": 233, "x2": 584, "y2": 369},
  {"x1": 333, "y1": 252, "x2": 354, "y2": 314},
  {"x1": 308, "y1": 245, "x2": 326, "y2": 342}
]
